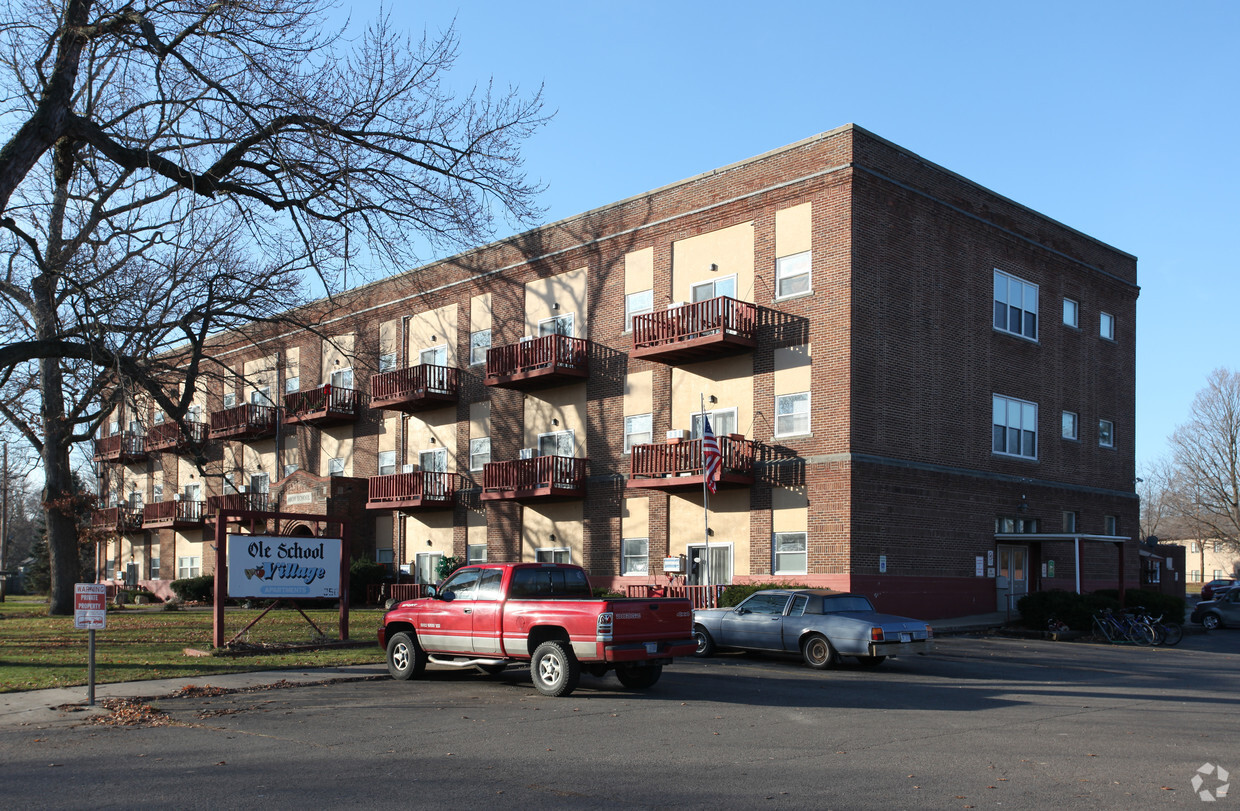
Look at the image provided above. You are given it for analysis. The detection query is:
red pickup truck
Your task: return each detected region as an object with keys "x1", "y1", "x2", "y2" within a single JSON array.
[{"x1": 379, "y1": 562, "x2": 696, "y2": 696}]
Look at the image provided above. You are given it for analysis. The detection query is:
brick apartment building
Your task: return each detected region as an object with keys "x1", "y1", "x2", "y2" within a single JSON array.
[{"x1": 90, "y1": 124, "x2": 1139, "y2": 619}]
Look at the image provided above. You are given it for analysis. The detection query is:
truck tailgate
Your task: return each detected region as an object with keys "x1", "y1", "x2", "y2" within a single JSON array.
[{"x1": 607, "y1": 598, "x2": 694, "y2": 641}]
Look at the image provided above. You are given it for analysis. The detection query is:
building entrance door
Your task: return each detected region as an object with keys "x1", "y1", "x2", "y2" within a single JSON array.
[{"x1": 996, "y1": 544, "x2": 1028, "y2": 612}]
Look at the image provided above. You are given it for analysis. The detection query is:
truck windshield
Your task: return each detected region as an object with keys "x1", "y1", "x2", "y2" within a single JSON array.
[{"x1": 509, "y1": 567, "x2": 592, "y2": 599}]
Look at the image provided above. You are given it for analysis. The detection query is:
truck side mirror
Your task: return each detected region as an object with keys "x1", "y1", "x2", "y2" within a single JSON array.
[{"x1": 426, "y1": 584, "x2": 439, "y2": 599}]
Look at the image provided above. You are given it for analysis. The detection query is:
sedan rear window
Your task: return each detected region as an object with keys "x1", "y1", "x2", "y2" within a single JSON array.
[{"x1": 821, "y1": 595, "x2": 875, "y2": 613}]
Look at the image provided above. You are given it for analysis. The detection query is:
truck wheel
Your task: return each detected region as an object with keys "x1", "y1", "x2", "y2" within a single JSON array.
[
  {"x1": 801, "y1": 633, "x2": 838, "y2": 669},
  {"x1": 531, "y1": 640, "x2": 580, "y2": 697},
  {"x1": 693, "y1": 626, "x2": 716, "y2": 657},
  {"x1": 386, "y1": 631, "x2": 426, "y2": 681},
  {"x1": 615, "y1": 663, "x2": 662, "y2": 690}
]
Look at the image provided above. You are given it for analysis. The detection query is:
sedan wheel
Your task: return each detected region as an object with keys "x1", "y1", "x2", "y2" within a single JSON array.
[
  {"x1": 1202, "y1": 613, "x2": 1223, "y2": 631},
  {"x1": 693, "y1": 626, "x2": 716, "y2": 657},
  {"x1": 801, "y1": 633, "x2": 838, "y2": 669}
]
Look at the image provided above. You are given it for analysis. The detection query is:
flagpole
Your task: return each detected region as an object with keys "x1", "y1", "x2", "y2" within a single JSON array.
[{"x1": 701, "y1": 392, "x2": 710, "y2": 593}]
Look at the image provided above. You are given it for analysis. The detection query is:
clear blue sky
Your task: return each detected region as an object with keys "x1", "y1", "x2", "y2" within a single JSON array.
[{"x1": 351, "y1": 1, "x2": 1238, "y2": 468}]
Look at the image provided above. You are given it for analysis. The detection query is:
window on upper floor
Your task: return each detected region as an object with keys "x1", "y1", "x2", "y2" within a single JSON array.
[
  {"x1": 379, "y1": 352, "x2": 397, "y2": 374},
  {"x1": 624, "y1": 414, "x2": 652, "y2": 454},
  {"x1": 1104, "y1": 515, "x2": 1117, "y2": 535},
  {"x1": 1062, "y1": 411, "x2": 1078, "y2": 441},
  {"x1": 419, "y1": 345, "x2": 446, "y2": 367},
  {"x1": 996, "y1": 516, "x2": 1038, "y2": 534},
  {"x1": 469, "y1": 437, "x2": 490, "y2": 471},
  {"x1": 283, "y1": 462, "x2": 298, "y2": 478},
  {"x1": 1099, "y1": 419, "x2": 1115, "y2": 448},
  {"x1": 378, "y1": 450, "x2": 396, "y2": 477},
  {"x1": 328, "y1": 457, "x2": 345, "y2": 477},
  {"x1": 285, "y1": 375, "x2": 300, "y2": 393},
  {"x1": 1100, "y1": 312, "x2": 1115, "y2": 341},
  {"x1": 419, "y1": 448, "x2": 447, "y2": 473},
  {"x1": 469, "y1": 330, "x2": 490, "y2": 366},
  {"x1": 536, "y1": 547, "x2": 572, "y2": 564},
  {"x1": 251, "y1": 472, "x2": 270, "y2": 493},
  {"x1": 625, "y1": 289, "x2": 653, "y2": 332},
  {"x1": 993, "y1": 394, "x2": 1037, "y2": 460},
  {"x1": 223, "y1": 392, "x2": 236, "y2": 408},
  {"x1": 692, "y1": 275, "x2": 736, "y2": 302},
  {"x1": 1062, "y1": 511, "x2": 1077, "y2": 532},
  {"x1": 538, "y1": 429, "x2": 575, "y2": 458},
  {"x1": 538, "y1": 313, "x2": 574, "y2": 337},
  {"x1": 993, "y1": 269, "x2": 1038, "y2": 341},
  {"x1": 775, "y1": 251, "x2": 812, "y2": 299},
  {"x1": 329, "y1": 367, "x2": 354, "y2": 389},
  {"x1": 153, "y1": 412, "x2": 165, "y2": 424},
  {"x1": 1063, "y1": 298, "x2": 1079, "y2": 328},
  {"x1": 691, "y1": 408, "x2": 737, "y2": 440},
  {"x1": 775, "y1": 392, "x2": 810, "y2": 437}
]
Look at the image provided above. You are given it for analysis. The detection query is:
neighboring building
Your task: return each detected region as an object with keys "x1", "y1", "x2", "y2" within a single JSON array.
[
  {"x1": 1163, "y1": 539, "x2": 1239, "y2": 591},
  {"x1": 90, "y1": 124, "x2": 1139, "y2": 619}
]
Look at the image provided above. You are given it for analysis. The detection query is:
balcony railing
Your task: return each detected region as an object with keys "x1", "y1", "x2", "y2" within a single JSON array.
[
  {"x1": 366, "y1": 471, "x2": 459, "y2": 511},
  {"x1": 93, "y1": 433, "x2": 147, "y2": 464},
  {"x1": 631, "y1": 296, "x2": 758, "y2": 364},
  {"x1": 142, "y1": 499, "x2": 206, "y2": 529},
  {"x1": 369, "y1": 365, "x2": 459, "y2": 412},
  {"x1": 480, "y1": 455, "x2": 587, "y2": 501},
  {"x1": 485, "y1": 334, "x2": 590, "y2": 390},
  {"x1": 91, "y1": 506, "x2": 144, "y2": 533},
  {"x1": 206, "y1": 492, "x2": 270, "y2": 517},
  {"x1": 284, "y1": 385, "x2": 364, "y2": 426},
  {"x1": 626, "y1": 435, "x2": 756, "y2": 491},
  {"x1": 145, "y1": 420, "x2": 208, "y2": 453},
  {"x1": 208, "y1": 403, "x2": 278, "y2": 440}
]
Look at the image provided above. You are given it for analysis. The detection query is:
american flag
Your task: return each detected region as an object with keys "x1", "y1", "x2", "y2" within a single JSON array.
[{"x1": 702, "y1": 415, "x2": 721, "y2": 494}]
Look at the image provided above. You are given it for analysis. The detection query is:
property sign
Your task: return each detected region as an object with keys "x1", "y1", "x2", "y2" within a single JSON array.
[
  {"x1": 74, "y1": 583, "x2": 108, "y2": 629},
  {"x1": 226, "y1": 535, "x2": 341, "y2": 599}
]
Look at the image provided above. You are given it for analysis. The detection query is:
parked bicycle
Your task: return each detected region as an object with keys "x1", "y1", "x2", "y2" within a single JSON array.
[
  {"x1": 1091, "y1": 608, "x2": 1155, "y2": 645},
  {"x1": 1132, "y1": 607, "x2": 1183, "y2": 646}
]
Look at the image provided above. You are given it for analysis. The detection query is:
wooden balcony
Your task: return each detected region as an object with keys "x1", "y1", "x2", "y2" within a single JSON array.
[
  {"x1": 485, "y1": 335, "x2": 590, "y2": 390},
  {"x1": 366, "y1": 471, "x2": 459, "y2": 511},
  {"x1": 208, "y1": 403, "x2": 278, "y2": 440},
  {"x1": 480, "y1": 455, "x2": 587, "y2": 502},
  {"x1": 145, "y1": 420, "x2": 208, "y2": 453},
  {"x1": 626, "y1": 435, "x2": 756, "y2": 491},
  {"x1": 284, "y1": 385, "x2": 364, "y2": 426},
  {"x1": 206, "y1": 492, "x2": 270, "y2": 517},
  {"x1": 93, "y1": 433, "x2": 147, "y2": 464},
  {"x1": 631, "y1": 296, "x2": 757, "y2": 364},
  {"x1": 142, "y1": 499, "x2": 206, "y2": 529},
  {"x1": 91, "y1": 506, "x2": 144, "y2": 533},
  {"x1": 369, "y1": 365, "x2": 459, "y2": 413}
]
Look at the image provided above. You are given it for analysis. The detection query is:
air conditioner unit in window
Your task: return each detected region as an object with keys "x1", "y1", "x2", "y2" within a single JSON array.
[
  {"x1": 666, "y1": 429, "x2": 689, "y2": 440},
  {"x1": 402, "y1": 463, "x2": 418, "y2": 473},
  {"x1": 519, "y1": 448, "x2": 537, "y2": 460}
]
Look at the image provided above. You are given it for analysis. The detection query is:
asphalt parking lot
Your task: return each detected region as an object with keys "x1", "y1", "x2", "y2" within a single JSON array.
[{"x1": 3, "y1": 630, "x2": 1238, "y2": 810}]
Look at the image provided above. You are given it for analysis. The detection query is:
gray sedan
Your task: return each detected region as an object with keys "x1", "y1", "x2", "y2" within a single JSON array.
[
  {"x1": 692, "y1": 589, "x2": 934, "y2": 668},
  {"x1": 1191, "y1": 586, "x2": 1240, "y2": 630}
]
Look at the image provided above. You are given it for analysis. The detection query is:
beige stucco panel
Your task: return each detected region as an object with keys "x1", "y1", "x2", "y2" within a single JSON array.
[
  {"x1": 243, "y1": 439, "x2": 278, "y2": 482},
  {"x1": 467, "y1": 507, "x2": 487, "y2": 547},
  {"x1": 773, "y1": 344, "x2": 812, "y2": 395},
  {"x1": 522, "y1": 502, "x2": 584, "y2": 564},
  {"x1": 404, "y1": 513, "x2": 454, "y2": 564},
  {"x1": 524, "y1": 267, "x2": 588, "y2": 338},
  {"x1": 668, "y1": 490, "x2": 752, "y2": 577},
  {"x1": 405, "y1": 407, "x2": 458, "y2": 471},
  {"x1": 243, "y1": 353, "x2": 279, "y2": 401},
  {"x1": 523, "y1": 383, "x2": 587, "y2": 455},
  {"x1": 284, "y1": 346, "x2": 300, "y2": 383},
  {"x1": 624, "y1": 370, "x2": 653, "y2": 416},
  {"x1": 671, "y1": 356, "x2": 755, "y2": 437},
  {"x1": 622, "y1": 497, "x2": 650, "y2": 539},
  {"x1": 471, "y1": 294, "x2": 492, "y2": 332},
  {"x1": 625, "y1": 247, "x2": 654, "y2": 295},
  {"x1": 772, "y1": 486, "x2": 809, "y2": 533},
  {"x1": 319, "y1": 428, "x2": 354, "y2": 477},
  {"x1": 407, "y1": 304, "x2": 459, "y2": 367},
  {"x1": 379, "y1": 415, "x2": 398, "y2": 454},
  {"x1": 321, "y1": 333, "x2": 356, "y2": 383},
  {"x1": 378, "y1": 319, "x2": 400, "y2": 361},
  {"x1": 775, "y1": 202, "x2": 813, "y2": 257},
  {"x1": 672, "y1": 221, "x2": 754, "y2": 304},
  {"x1": 469, "y1": 401, "x2": 491, "y2": 439}
]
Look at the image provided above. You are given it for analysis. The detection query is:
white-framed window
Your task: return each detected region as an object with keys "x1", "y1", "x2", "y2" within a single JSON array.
[
  {"x1": 414, "y1": 552, "x2": 442, "y2": 585},
  {"x1": 469, "y1": 330, "x2": 490, "y2": 366},
  {"x1": 691, "y1": 275, "x2": 737, "y2": 302},
  {"x1": 625, "y1": 290, "x2": 653, "y2": 332},
  {"x1": 996, "y1": 516, "x2": 1038, "y2": 533},
  {"x1": 223, "y1": 392, "x2": 236, "y2": 409},
  {"x1": 538, "y1": 313, "x2": 574, "y2": 337},
  {"x1": 775, "y1": 251, "x2": 812, "y2": 299},
  {"x1": 285, "y1": 375, "x2": 300, "y2": 393},
  {"x1": 1062, "y1": 511, "x2": 1077, "y2": 532},
  {"x1": 107, "y1": 418, "x2": 120, "y2": 435},
  {"x1": 1213, "y1": 569, "x2": 1225, "y2": 580},
  {"x1": 153, "y1": 483, "x2": 163, "y2": 502},
  {"x1": 773, "y1": 531, "x2": 808, "y2": 575},
  {"x1": 536, "y1": 547, "x2": 572, "y2": 564},
  {"x1": 538, "y1": 429, "x2": 575, "y2": 458},
  {"x1": 250, "y1": 472, "x2": 270, "y2": 493},
  {"x1": 283, "y1": 462, "x2": 299, "y2": 478},
  {"x1": 1100, "y1": 312, "x2": 1115, "y2": 341},
  {"x1": 993, "y1": 269, "x2": 1038, "y2": 341},
  {"x1": 183, "y1": 483, "x2": 201, "y2": 502},
  {"x1": 469, "y1": 437, "x2": 491, "y2": 472},
  {"x1": 149, "y1": 553, "x2": 160, "y2": 580},
  {"x1": 1063, "y1": 298, "x2": 1079, "y2": 328},
  {"x1": 1189, "y1": 569, "x2": 1201, "y2": 583},
  {"x1": 1099, "y1": 419, "x2": 1115, "y2": 448},
  {"x1": 1190, "y1": 541, "x2": 1200, "y2": 553},
  {"x1": 419, "y1": 345, "x2": 447, "y2": 367},
  {"x1": 329, "y1": 367, "x2": 354, "y2": 389},
  {"x1": 153, "y1": 411, "x2": 165, "y2": 424},
  {"x1": 687, "y1": 543, "x2": 732, "y2": 585},
  {"x1": 379, "y1": 352, "x2": 397, "y2": 374},
  {"x1": 419, "y1": 448, "x2": 448, "y2": 473},
  {"x1": 992, "y1": 394, "x2": 1037, "y2": 460},
  {"x1": 178, "y1": 556, "x2": 201, "y2": 579},
  {"x1": 378, "y1": 450, "x2": 397, "y2": 477},
  {"x1": 624, "y1": 414, "x2": 652, "y2": 454},
  {"x1": 1062, "y1": 411, "x2": 1078, "y2": 440},
  {"x1": 187, "y1": 404, "x2": 204, "y2": 423},
  {"x1": 223, "y1": 473, "x2": 237, "y2": 494},
  {"x1": 775, "y1": 392, "x2": 810, "y2": 437},
  {"x1": 128, "y1": 419, "x2": 142, "y2": 435},
  {"x1": 127, "y1": 490, "x2": 144, "y2": 510},
  {"x1": 467, "y1": 544, "x2": 488, "y2": 564},
  {"x1": 1104, "y1": 515, "x2": 1117, "y2": 535},
  {"x1": 622, "y1": 538, "x2": 649, "y2": 575},
  {"x1": 328, "y1": 457, "x2": 345, "y2": 477},
  {"x1": 691, "y1": 408, "x2": 737, "y2": 439},
  {"x1": 250, "y1": 387, "x2": 272, "y2": 406}
]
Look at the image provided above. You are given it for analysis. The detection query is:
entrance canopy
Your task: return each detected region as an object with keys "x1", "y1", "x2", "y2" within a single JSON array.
[{"x1": 994, "y1": 532, "x2": 1131, "y2": 595}]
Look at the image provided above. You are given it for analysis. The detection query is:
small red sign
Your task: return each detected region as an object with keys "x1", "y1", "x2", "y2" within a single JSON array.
[{"x1": 75, "y1": 583, "x2": 107, "y2": 629}]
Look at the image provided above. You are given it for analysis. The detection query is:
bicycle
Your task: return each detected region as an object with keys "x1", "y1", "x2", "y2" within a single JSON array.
[
  {"x1": 1091, "y1": 608, "x2": 1155, "y2": 645},
  {"x1": 1133, "y1": 608, "x2": 1183, "y2": 646}
]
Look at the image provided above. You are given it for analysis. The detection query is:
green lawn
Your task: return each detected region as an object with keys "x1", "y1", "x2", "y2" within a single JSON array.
[{"x1": 0, "y1": 597, "x2": 384, "y2": 693}]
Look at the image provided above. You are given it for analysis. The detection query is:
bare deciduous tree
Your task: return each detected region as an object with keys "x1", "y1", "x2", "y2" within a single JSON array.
[
  {"x1": 0, "y1": 0, "x2": 547, "y2": 613},
  {"x1": 1167, "y1": 368, "x2": 1240, "y2": 555}
]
